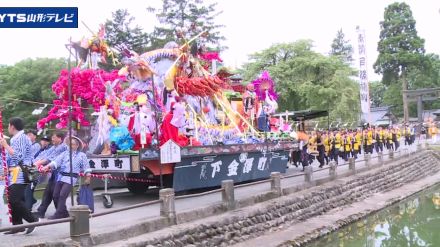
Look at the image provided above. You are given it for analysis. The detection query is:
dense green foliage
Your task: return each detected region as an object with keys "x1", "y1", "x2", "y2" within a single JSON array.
[
  {"x1": 330, "y1": 29, "x2": 353, "y2": 64},
  {"x1": 241, "y1": 40, "x2": 360, "y2": 123},
  {"x1": 374, "y1": 2, "x2": 425, "y2": 121},
  {"x1": 105, "y1": 9, "x2": 150, "y2": 55},
  {"x1": 372, "y1": 53, "x2": 440, "y2": 117},
  {"x1": 369, "y1": 81, "x2": 386, "y2": 108},
  {"x1": 102, "y1": 9, "x2": 150, "y2": 70},
  {"x1": 0, "y1": 58, "x2": 67, "y2": 130},
  {"x1": 147, "y1": 0, "x2": 225, "y2": 50}
]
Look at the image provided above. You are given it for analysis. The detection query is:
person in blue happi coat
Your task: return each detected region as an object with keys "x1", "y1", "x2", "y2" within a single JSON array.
[
  {"x1": 42, "y1": 136, "x2": 91, "y2": 219},
  {"x1": 0, "y1": 117, "x2": 39, "y2": 234},
  {"x1": 33, "y1": 132, "x2": 67, "y2": 218}
]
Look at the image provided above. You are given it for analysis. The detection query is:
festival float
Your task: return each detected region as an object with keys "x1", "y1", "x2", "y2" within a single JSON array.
[{"x1": 37, "y1": 26, "x2": 297, "y2": 197}]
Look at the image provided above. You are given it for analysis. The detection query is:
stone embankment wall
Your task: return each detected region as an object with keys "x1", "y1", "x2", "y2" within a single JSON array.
[{"x1": 128, "y1": 150, "x2": 440, "y2": 247}]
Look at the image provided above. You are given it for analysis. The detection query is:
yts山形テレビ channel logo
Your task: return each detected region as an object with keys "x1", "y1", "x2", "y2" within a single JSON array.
[{"x1": 0, "y1": 7, "x2": 78, "y2": 28}]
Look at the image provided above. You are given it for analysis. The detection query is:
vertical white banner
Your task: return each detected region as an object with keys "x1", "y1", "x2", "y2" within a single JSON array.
[{"x1": 356, "y1": 26, "x2": 371, "y2": 123}]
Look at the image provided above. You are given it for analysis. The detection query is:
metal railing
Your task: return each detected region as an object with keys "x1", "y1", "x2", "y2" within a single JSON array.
[
  {"x1": 90, "y1": 199, "x2": 162, "y2": 218},
  {"x1": 0, "y1": 143, "x2": 423, "y2": 245},
  {"x1": 0, "y1": 216, "x2": 74, "y2": 233},
  {"x1": 175, "y1": 188, "x2": 223, "y2": 200}
]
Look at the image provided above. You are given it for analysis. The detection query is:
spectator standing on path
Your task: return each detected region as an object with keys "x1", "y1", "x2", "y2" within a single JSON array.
[
  {"x1": 0, "y1": 117, "x2": 38, "y2": 234},
  {"x1": 33, "y1": 132, "x2": 67, "y2": 218},
  {"x1": 42, "y1": 137, "x2": 91, "y2": 219}
]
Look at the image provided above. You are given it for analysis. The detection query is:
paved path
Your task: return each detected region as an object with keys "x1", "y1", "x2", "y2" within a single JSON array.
[{"x1": 0, "y1": 141, "x2": 420, "y2": 246}]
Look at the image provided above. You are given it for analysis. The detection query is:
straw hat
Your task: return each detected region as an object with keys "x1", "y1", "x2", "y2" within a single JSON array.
[{"x1": 66, "y1": 136, "x2": 85, "y2": 151}]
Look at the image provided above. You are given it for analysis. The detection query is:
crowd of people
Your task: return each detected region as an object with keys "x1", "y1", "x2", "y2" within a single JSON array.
[
  {"x1": 1, "y1": 115, "x2": 439, "y2": 235},
  {"x1": 289, "y1": 125, "x2": 422, "y2": 170},
  {"x1": 0, "y1": 117, "x2": 91, "y2": 234}
]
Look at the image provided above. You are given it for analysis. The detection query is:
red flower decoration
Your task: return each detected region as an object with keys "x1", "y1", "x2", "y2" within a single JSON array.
[
  {"x1": 199, "y1": 52, "x2": 223, "y2": 62},
  {"x1": 38, "y1": 68, "x2": 125, "y2": 129}
]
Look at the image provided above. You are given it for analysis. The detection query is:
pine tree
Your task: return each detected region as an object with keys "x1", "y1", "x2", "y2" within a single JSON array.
[
  {"x1": 330, "y1": 28, "x2": 353, "y2": 64},
  {"x1": 105, "y1": 9, "x2": 149, "y2": 54},
  {"x1": 373, "y1": 2, "x2": 425, "y2": 122},
  {"x1": 148, "y1": 0, "x2": 226, "y2": 50}
]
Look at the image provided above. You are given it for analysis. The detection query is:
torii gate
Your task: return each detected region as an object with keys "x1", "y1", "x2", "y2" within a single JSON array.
[{"x1": 403, "y1": 87, "x2": 440, "y2": 131}]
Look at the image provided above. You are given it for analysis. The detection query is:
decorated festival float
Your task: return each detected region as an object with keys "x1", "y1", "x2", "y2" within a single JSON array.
[{"x1": 37, "y1": 26, "x2": 297, "y2": 195}]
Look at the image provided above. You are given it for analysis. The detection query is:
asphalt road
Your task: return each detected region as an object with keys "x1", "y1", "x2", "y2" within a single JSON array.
[{"x1": 0, "y1": 140, "x2": 421, "y2": 246}]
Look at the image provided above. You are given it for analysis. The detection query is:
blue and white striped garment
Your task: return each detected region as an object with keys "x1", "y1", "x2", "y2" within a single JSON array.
[
  {"x1": 7, "y1": 130, "x2": 32, "y2": 184},
  {"x1": 34, "y1": 145, "x2": 50, "y2": 161},
  {"x1": 50, "y1": 150, "x2": 91, "y2": 185},
  {"x1": 37, "y1": 143, "x2": 68, "y2": 162},
  {"x1": 33, "y1": 145, "x2": 51, "y2": 162},
  {"x1": 0, "y1": 153, "x2": 4, "y2": 186},
  {"x1": 30, "y1": 141, "x2": 41, "y2": 159}
]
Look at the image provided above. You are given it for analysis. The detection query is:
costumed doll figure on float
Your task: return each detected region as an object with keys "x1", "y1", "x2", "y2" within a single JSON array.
[
  {"x1": 127, "y1": 94, "x2": 156, "y2": 150},
  {"x1": 257, "y1": 103, "x2": 271, "y2": 132},
  {"x1": 251, "y1": 71, "x2": 279, "y2": 133},
  {"x1": 266, "y1": 91, "x2": 280, "y2": 134},
  {"x1": 163, "y1": 89, "x2": 178, "y2": 113},
  {"x1": 280, "y1": 111, "x2": 292, "y2": 133},
  {"x1": 201, "y1": 97, "x2": 218, "y2": 125},
  {"x1": 264, "y1": 89, "x2": 278, "y2": 115},
  {"x1": 184, "y1": 110, "x2": 196, "y2": 145},
  {"x1": 90, "y1": 105, "x2": 115, "y2": 155},
  {"x1": 242, "y1": 83, "x2": 258, "y2": 127},
  {"x1": 160, "y1": 98, "x2": 189, "y2": 147},
  {"x1": 68, "y1": 24, "x2": 111, "y2": 70},
  {"x1": 181, "y1": 104, "x2": 202, "y2": 146}
]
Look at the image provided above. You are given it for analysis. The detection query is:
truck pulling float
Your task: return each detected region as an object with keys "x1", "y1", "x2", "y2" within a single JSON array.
[{"x1": 36, "y1": 27, "x2": 302, "y2": 206}]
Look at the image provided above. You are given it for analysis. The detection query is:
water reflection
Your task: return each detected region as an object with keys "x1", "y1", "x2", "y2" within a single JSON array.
[{"x1": 309, "y1": 184, "x2": 440, "y2": 247}]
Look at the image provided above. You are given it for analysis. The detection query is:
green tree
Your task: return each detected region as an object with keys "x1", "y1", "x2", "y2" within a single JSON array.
[
  {"x1": 241, "y1": 40, "x2": 360, "y2": 123},
  {"x1": 373, "y1": 54, "x2": 440, "y2": 118},
  {"x1": 0, "y1": 58, "x2": 67, "y2": 130},
  {"x1": 105, "y1": 9, "x2": 149, "y2": 54},
  {"x1": 148, "y1": 0, "x2": 226, "y2": 50},
  {"x1": 369, "y1": 81, "x2": 387, "y2": 107},
  {"x1": 103, "y1": 9, "x2": 150, "y2": 71},
  {"x1": 407, "y1": 53, "x2": 440, "y2": 90},
  {"x1": 382, "y1": 83, "x2": 403, "y2": 116},
  {"x1": 330, "y1": 28, "x2": 353, "y2": 64},
  {"x1": 241, "y1": 40, "x2": 314, "y2": 83},
  {"x1": 373, "y1": 2, "x2": 425, "y2": 122},
  {"x1": 407, "y1": 54, "x2": 440, "y2": 114}
]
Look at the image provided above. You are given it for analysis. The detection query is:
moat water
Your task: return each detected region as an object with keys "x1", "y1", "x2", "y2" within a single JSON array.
[{"x1": 310, "y1": 183, "x2": 440, "y2": 247}]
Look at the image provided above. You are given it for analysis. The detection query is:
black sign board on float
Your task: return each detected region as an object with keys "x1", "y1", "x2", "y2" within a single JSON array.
[{"x1": 140, "y1": 142, "x2": 295, "y2": 191}]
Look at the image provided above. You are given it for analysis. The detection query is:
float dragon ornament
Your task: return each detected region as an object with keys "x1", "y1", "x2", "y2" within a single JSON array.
[{"x1": 174, "y1": 53, "x2": 226, "y2": 97}]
